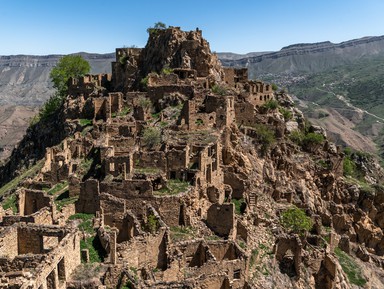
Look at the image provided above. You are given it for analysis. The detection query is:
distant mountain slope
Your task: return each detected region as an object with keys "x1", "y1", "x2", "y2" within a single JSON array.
[
  {"x1": 220, "y1": 36, "x2": 384, "y2": 78},
  {"x1": 0, "y1": 52, "x2": 114, "y2": 106}
]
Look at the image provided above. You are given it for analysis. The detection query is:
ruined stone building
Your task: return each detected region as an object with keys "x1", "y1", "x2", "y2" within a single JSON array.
[{"x1": 0, "y1": 26, "x2": 383, "y2": 289}]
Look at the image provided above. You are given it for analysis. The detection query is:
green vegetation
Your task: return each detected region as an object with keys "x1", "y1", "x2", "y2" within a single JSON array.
[
  {"x1": 289, "y1": 130, "x2": 305, "y2": 145},
  {"x1": 0, "y1": 160, "x2": 43, "y2": 196},
  {"x1": 140, "y1": 76, "x2": 149, "y2": 89},
  {"x1": 119, "y1": 55, "x2": 129, "y2": 65},
  {"x1": 134, "y1": 167, "x2": 161, "y2": 174},
  {"x1": 279, "y1": 107, "x2": 293, "y2": 121},
  {"x1": 253, "y1": 124, "x2": 276, "y2": 153},
  {"x1": 34, "y1": 55, "x2": 90, "y2": 122},
  {"x1": 2, "y1": 194, "x2": 17, "y2": 213},
  {"x1": 271, "y1": 83, "x2": 278, "y2": 91},
  {"x1": 161, "y1": 65, "x2": 174, "y2": 75},
  {"x1": 80, "y1": 236, "x2": 105, "y2": 263},
  {"x1": 262, "y1": 100, "x2": 279, "y2": 110},
  {"x1": 54, "y1": 191, "x2": 78, "y2": 211},
  {"x1": 170, "y1": 226, "x2": 196, "y2": 241},
  {"x1": 335, "y1": 247, "x2": 366, "y2": 286},
  {"x1": 50, "y1": 55, "x2": 91, "y2": 97},
  {"x1": 45, "y1": 181, "x2": 68, "y2": 195},
  {"x1": 232, "y1": 198, "x2": 246, "y2": 215},
  {"x1": 195, "y1": 119, "x2": 204, "y2": 125},
  {"x1": 112, "y1": 107, "x2": 131, "y2": 118},
  {"x1": 144, "y1": 213, "x2": 159, "y2": 233},
  {"x1": 147, "y1": 21, "x2": 167, "y2": 35},
  {"x1": 138, "y1": 96, "x2": 152, "y2": 109},
  {"x1": 288, "y1": 56, "x2": 384, "y2": 158},
  {"x1": 302, "y1": 132, "x2": 325, "y2": 147},
  {"x1": 79, "y1": 119, "x2": 92, "y2": 126},
  {"x1": 154, "y1": 179, "x2": 190, "y2": 196},
  {"x1": 79, "y1": 158, "x2": 93, "y2": 176},
  {"x1": 211, "y1": 84, "x2": 227, "y2": 95},
  {"x1": 281, "y1": 206, "x2": 312, "y2": 235},
  {"x1": 69, "y1": 213, "x2": 94, "y2": 234},
  {"x1": 142, "y1": 127, "x2": 161, "y2": 148},
  {"x1": 289, "y1": 130, "x2": 324, "y2": 149}
]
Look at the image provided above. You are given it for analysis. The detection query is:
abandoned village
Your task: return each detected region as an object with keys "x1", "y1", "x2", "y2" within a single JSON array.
[{"x1": 0, "y1": 26, "x2": 383, "y2": 289}]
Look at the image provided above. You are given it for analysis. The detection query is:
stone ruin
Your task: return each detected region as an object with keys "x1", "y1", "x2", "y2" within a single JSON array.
[{"x1": 0, "y1": 26, "x2": 381, "y2": 289}]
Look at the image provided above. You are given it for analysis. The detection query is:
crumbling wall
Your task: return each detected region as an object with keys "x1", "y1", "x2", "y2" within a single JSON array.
[
  {"x1": 118, "y1": 228, "x2": 168, "y2": 270},
  {"x1": 18, "y1": 189, "x2": 52, "y2": 216},
  {"x1": 0, "y1": 226, "x2": 18, "y2": 259},
  {"x1": 76, "y1": 179, "x2": 100, "y2": 214},
  {"x1": 206, "y1": 204, "x2": 235, "y2": 238}
]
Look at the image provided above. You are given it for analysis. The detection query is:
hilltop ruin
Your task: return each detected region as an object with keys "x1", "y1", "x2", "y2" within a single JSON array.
[{"x1": 0, "y1": 26, "x2": 383, "y2": 289}]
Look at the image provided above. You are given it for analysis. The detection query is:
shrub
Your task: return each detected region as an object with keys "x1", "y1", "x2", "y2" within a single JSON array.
[
  {"x1": 281, "y1": 207, "x2": 312, "y2": 235},
  {"x1": 279, "y1": 107, "x2": 293, "y2": 121},
  {"x1": 119, "y1": 55, "x2": 129, "y2": 65},
  {"x1": 271, "y1": 83, "x2": 278, "y2": 91},
  {"x1": 140, "y1": 76, "x2": 149, "y2": 89},
  {"x1": 302, "y1": 132, "x2": 324, "y2": 147},
  {"x1": 262, "y1": 100, "x2": 279, "y2": 110},
  {"x1": 254, "y1": 124, "x2": 275, "y2": 153},
  {"x1": 211, "y1": 84, "x2": 227, "y2": 95},
  {"x1": 343, "y1": 157, "x2": 357, "y2": 177},
  {"x1": 161, "y1": 65, "x2": 173, "y2": 75},
  {"x1": 3, "y1": 194, "x2": 17, "y2": 213},
  {"x1": 289, "y1": 130, "x2": 305, "y2": 145},
  {"x1": 142, "y1": 127, "x2": 161, "y2": 148},
  {"x1": 138, "y1": 96, "x2": 152, "y2": 109},
  {"x1": 147, "y1": 22, "x2": 167, "y2": 35},
  {"x1": 145, "y1": 214, "x2": 159, "y2": 233}
]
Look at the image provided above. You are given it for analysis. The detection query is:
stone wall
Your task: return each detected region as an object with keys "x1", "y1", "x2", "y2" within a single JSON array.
[{"x1": 206, "y1": 203, "x2": 235, "y2": 238}]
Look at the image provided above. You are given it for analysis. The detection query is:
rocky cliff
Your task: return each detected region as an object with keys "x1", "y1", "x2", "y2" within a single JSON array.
[{"x1": 220, "y1": 35, "x2": 384, "y2": 76}]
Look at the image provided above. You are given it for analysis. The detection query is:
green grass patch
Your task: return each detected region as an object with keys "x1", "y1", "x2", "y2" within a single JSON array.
[
  {"x1": 45, "y1": 181, "x2": 68, "y2": 195},
  {"x1": 134, "y1": 167, "x2": 161, "y2": 174},
  {"x1": 232, "y1": 198, "x2": 245, "y2": 215},
  {"x1": 0, "y1": 160, "x2": 44, "y2": 196},
  {"x1": 335, "y1": 247, "x2": 366, "y2": 286},
  {"x1": 69, "y1": 213, "x2": 94, "y2": 234},
  {"x1": 54, "y1": 190, "x2": 78, "y2": 211},
  {"x1": 80, "y1": 236, "x2": 105, "y2": 263},
  {"x1": 170, "y1": 226, "x2": 196, "y2": 241},
  {"x1": 153, "y1": 179, "x2": 190, "y2": 196},
  {"x1": 2, "y1": 194, "x2": 17, "y2": 213},
  {"x1": 79, "y1": 119, "x2": 92, "y2": 126}
]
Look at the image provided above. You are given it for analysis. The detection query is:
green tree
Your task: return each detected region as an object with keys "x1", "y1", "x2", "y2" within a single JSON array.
[
  {"x1": 147, "y1": 22, "x2": 167, "y2": 35},
  {"x1": 50, "y1": 55, "x2": 90, "y2": 97},
  {"x1": 281, "y1": 207, "x2": 312, "y2": 235},
  {"x1": 35, "y1": 55, "x2": 91, "y2": 121}
]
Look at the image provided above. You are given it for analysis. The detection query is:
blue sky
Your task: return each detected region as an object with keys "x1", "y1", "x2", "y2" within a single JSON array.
[{"x1": 1, "y1": 0, "x2": 384, "y2": 55}]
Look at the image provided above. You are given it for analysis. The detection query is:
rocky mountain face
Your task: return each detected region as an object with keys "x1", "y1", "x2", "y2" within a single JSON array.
[
  {"x1": 0, "y1": 52, "x2": 114, "y2": 106},
  {"x1": 220, "y1": 36, "x2": 384, "y2": 76},
  {"x1": 0, "y1": 27, "x2": 383, "y2": 288}
]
